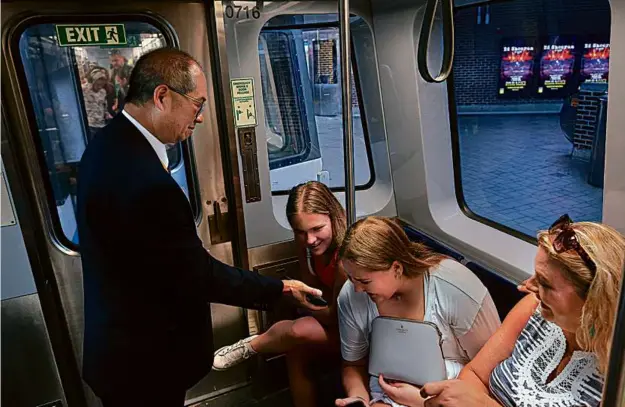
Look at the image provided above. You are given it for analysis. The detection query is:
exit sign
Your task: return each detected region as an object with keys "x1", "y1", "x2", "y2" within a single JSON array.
[{"x1": 55, "y1": 24, "x2": 127, "y2": 47}]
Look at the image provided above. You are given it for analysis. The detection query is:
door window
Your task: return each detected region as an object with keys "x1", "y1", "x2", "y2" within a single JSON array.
[{"x1": 17, "y1": 21, "x2": 191, "y2": 246}]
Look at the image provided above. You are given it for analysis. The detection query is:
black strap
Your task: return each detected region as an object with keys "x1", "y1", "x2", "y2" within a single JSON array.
[{"x1": 417, "y1": 0, "x2": 455, "y2": 83}]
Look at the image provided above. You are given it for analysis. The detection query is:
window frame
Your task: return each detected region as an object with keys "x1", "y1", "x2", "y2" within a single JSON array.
[
  {"x1": 258, "y1": 35, "x2": 286, "y2": 139},
  {"x1": 259, "y1": 29, "x2": 316, "y2": 171},
  {"x1": 259, "y1": 19, "x2": 377, "y2": 196},
  {"x1": 10, "y1": 13, "x2": 202, "y2": 252}
]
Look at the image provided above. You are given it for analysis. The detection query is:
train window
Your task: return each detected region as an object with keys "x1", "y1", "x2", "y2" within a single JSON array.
[
  {"x1": 258, "y1": 15, "x2": 374, "y2": 193},
  {"x1": 450, "y1": 0, "x2": 610, "y2": 239},
  {"x1": 17, "y1": 21, "x2": 190, "y2": 246}
]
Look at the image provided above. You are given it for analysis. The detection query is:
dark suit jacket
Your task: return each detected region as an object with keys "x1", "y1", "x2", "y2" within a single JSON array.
[{"x1": 77, "y1": 114, "x2": 283, "y2": 397}]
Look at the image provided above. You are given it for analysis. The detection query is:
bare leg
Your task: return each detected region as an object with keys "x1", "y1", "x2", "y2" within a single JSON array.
[
  {"x1": 213, "y1": 316, "x2": 335, "y2": 371},
  {"x1": 250, "y1": 316, "x2": 331, "y2": 354},
  {"x1": 287, "y1": 348, "x2": 316, "y2": 407},
  {"x1": 287, "y1": 323, "x2": 340, "y2": 407}
]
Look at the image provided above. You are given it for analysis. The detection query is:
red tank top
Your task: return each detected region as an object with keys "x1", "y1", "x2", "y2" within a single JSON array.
[{"x1": 311, "y1": 250, "x2": 339, "y2": 289}]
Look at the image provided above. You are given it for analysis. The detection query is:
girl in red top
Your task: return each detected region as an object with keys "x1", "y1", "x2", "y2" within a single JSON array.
[{"x1": 213, "y1": 181, "x2": 347, "y2": 407}]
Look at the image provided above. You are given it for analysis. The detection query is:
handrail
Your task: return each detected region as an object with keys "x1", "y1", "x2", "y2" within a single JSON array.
[
  {"x1": 601, "y1": 257, "x2": 625, "y2": 407},
  {"x1": 417, "y1": 0, "x2": 455, "y2": 83},
  {"x1": 339, "y1": 0, "x2": 355, "y2": 225}
]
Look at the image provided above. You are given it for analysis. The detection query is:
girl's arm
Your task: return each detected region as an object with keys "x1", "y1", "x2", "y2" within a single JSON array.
[
  {"x1": 458, "y1": 294, "x2": 539, "y2": 391},
  {"x1": 341, "y1": 357, "x2": 371, "y2": 403},
  {"x1": 454, "y1": 292, "x2": 501, "y2": 361},
  {"x1": 294, "y1": 245, "x2": 346, "y2": 325},
  {"x1": 336, "y1": 279, "x2": 372, "y2": 404},
  {"x1": 311, "y1": 261, "x2": 347, "y2": 326}
]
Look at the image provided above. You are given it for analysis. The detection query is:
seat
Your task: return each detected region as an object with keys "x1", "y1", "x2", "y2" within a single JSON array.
[{"x1": 402, "y1": 226, "x2": 465, "y2": 263}]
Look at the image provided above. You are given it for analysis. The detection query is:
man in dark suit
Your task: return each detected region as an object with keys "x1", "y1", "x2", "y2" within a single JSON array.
[{"x1": 76, "y1": 48, "x2": 324, "y2": 406}]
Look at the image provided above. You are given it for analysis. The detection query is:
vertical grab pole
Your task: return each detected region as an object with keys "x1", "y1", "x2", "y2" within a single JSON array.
[
  {"x1": 339, "y1": 0, "x2": 355, "y2": 225},
  {"x1": 601, "y1": 259, "x2": 625, "y2": 407}
]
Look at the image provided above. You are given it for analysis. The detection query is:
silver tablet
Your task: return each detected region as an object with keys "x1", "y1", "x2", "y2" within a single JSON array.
[{"x1": 368, "y1": 316, "x2": 447, "y2": 386}]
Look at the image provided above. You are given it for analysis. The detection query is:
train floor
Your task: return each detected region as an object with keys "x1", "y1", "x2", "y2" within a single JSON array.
[{"x1": 198, "y1": 356, "x2": 344, "y2": 407}]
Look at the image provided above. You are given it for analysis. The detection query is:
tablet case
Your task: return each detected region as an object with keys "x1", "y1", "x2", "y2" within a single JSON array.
[{"x1": 368, "y1": 316, "x2": 447, "y2": 386}]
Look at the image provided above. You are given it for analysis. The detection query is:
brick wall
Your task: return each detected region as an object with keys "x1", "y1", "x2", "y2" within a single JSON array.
[
  {"x1": 453, "y1": 0, "x2": 611, "y2": 106},
  {"x1": 573, "y1": 83, "x2": 608, "y2": 152},
  {"x1": 313, "y1": 35, "x2": 359, "y2": 107},
  {"x1": 315, "y1": 39, "x2": 336, "y2": 84}
]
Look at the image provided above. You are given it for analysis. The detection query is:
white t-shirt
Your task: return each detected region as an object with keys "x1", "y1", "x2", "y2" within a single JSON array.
[{"x1": 338, "y1": 259, "x2": 501, "y2": 379}]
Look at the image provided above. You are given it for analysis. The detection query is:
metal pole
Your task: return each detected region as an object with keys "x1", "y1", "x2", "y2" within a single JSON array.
[
  {"x1": 339, "y1": 0, "x2": 355, "y2": 225},
  {"x1": 601, "y1": 258, "x2": 625, "y2": 407}
]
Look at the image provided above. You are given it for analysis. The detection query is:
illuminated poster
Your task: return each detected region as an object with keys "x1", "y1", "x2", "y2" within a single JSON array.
[
  {"x1": 581, "y1": 42, "x2": 610, "y2": 84},
  {"x1": 537, "y1": 38, "x2": 576, "y2": 96},
  {"x1": 498, "y1": 39, "x2": 536, "y2": 98}
]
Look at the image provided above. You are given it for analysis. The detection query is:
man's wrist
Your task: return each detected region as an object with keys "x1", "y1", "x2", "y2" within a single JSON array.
[{"x1": 281, "y1": 279, "x2": 293, "y2": 294}]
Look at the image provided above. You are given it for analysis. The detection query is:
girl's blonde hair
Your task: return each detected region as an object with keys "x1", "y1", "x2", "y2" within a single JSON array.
[
  {"x1": 339, "y1": 216, "x2": 446, "y2": 277},
  {"x1": 537, "y1": 221, "x2": 625, "y2": 374},
  {"x1": 286, "y1": 181, "x2": 347, "y2": 251}
]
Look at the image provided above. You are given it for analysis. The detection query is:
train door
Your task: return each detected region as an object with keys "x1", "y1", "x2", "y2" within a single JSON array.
[
  {"x1": 1, "y1": 2, "x2": 253, "y2": 406},
  {"x1": 1, "y1": 119, "x2": 72, "y2": 407},
  {"x1": 211, "y1": 1, "x2": 396, "y2": 310}
]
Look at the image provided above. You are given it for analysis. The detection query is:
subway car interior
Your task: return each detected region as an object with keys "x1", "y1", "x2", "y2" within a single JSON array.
[{"x1": 1, "y1": 0, "x2": 625, "y2": 406}]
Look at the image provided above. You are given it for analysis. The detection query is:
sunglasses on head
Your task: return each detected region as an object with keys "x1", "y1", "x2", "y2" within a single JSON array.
[{"x1": 549, "y1": 214, "x2": 597, "y2": 272}]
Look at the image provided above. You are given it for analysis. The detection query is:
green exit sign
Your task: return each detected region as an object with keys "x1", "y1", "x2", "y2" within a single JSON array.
[{"x1": 55, "y1": 24, "x2": 127, "y2": 47}]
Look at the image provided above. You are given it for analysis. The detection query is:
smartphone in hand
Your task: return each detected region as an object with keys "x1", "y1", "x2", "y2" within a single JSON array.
[
  {"x1": 306, "y1": 293, "x2": 328, "y2": 307},
  {"x1": 282, "y1": 276, "x2": 328, "y2": 307}
]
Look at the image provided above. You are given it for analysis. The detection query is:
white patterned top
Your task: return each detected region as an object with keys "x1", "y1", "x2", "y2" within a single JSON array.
[{"x1": 489, "y1": 309, "x2": 604, "y2": 407}]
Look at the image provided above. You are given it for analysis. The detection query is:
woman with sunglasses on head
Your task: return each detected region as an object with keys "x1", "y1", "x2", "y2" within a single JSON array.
[
  {"x1": 213, "y1": 181, "x2": 347, "y2": 407},
  {"x1": 377, "y1": 215, "x2": 625, "y2": 407}
]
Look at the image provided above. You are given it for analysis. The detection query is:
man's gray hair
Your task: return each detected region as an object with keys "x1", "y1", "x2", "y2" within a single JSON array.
[{"x1": 125, "y1": 47, "x2": 202, "y2": 106}]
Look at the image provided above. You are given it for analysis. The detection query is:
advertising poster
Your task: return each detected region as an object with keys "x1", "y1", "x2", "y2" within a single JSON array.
[
  {"x1": 498, "y1": 39, "x2": 536, "y2": 98},
  {"x1": 537, "y1": 37, "x2": 577, "y2": 97},
  {"x1": 581, "y1": 42, "x2": 610, "y2": 84}
]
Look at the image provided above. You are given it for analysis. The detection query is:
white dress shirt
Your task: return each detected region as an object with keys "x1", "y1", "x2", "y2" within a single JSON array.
[{"x1": 122, "y1": 110, "x2": 169, "y2": 169}]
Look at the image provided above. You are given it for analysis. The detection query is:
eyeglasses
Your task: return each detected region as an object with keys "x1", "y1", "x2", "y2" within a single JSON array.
[
  {"x1": 549, "y1": 214, "x2": 597, "y2": 272},
  {"x1": 166, "y1": 85, "x2": 206, "y2": 120}
]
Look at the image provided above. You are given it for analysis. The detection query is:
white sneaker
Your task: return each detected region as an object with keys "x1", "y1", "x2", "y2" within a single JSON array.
[{"x1": 212, "y1": 335, "x2": 258, "y2": 371}]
